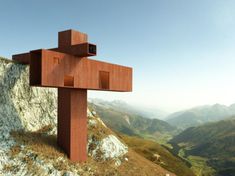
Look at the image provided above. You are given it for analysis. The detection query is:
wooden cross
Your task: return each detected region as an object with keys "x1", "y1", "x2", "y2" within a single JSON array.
[{"x1": 12, "y1": 29, "x2": 132, "y2": 162}]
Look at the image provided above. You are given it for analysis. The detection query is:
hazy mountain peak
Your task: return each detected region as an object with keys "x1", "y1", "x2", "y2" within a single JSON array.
[{"x1": 166, "y1": 103, "x2": 235, "y2": 129}]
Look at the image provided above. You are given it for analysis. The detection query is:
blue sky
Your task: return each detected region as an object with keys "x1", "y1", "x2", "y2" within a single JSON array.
[{"x1": 1, "y1": 0, "x2": 235, "y2": 112}]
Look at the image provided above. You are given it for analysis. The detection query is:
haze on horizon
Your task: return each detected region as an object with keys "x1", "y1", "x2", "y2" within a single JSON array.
[{"x1": 1, "y1": 0, "x2": 235, "y2": 113}]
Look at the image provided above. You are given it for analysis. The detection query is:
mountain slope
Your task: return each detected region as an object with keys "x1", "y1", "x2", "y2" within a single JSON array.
[
  {"x1": 89, "y1": 99, "x2": 195, "y2": 175},
  {"x1": 166, "y1": 104, "x2": 235, "y2": 129},
  {"x1": 170, "y1": 117, "x2": 235, "y2": 176},
  {"x1": 0, "y1": 57, "x2": 176, "y2": 176},
  {"x1": 119, "y1": 134, "x2": 195, "y2": 176},
  {"x1": 89, "y1": 101, "x2": 176, "y2": 143}
]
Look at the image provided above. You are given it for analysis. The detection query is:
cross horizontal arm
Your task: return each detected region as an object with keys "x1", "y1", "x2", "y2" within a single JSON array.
[{"x1": 30, "y1": 49, "x2": 132, "y2": 92}]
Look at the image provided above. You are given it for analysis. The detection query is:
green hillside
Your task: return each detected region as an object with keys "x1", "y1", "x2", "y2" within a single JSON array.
[
  {"x1": 89, "y1": 102, "x2": 177, "y2": 143},
  {"x1": 87, "y1": 101, "x2": 196, "y2": 175},
  {"x1": 170, "y1": 117, "x2": 235, "y2": 176},
  {"x1": 119, "y1": 134, "x2": 195, "y2": 176}
]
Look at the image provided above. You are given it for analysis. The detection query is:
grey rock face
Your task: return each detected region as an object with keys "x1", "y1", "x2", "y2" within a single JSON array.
[{"x1": 0, "y1": 58, "x2": 57, "y2": 134}]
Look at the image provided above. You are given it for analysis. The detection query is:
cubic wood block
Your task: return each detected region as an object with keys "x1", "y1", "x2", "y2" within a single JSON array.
[{"x1": 29, "y1": 49, "x2": 132, "y2": 92}]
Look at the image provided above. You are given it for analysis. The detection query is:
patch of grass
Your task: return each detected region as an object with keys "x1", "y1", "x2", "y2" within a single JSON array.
[
  {"x1": 0, "y1": 57, "x2": 13, "y2": 63},
  {"x1": 178, "y1": 148, "x2": 186, "y2": 158},
  {"x1": 170, "y1": 143, "x2": 215, "y2": 176},
  {"x1": 139, "y1": 133, "x2": 174, "y2": 149},
  {"x1": 21, "y1": 154, "x2": 47, "y2": 176},
  {"x1": 9, "y1": 145, "x2": 21, "y2": 158},
  {"x1": 3, "y1": 164, "x2": 20, "y2": 174},
  {"x1": 10, "y1": 128, "x2": 74, "y2": 174},
  {"x1": 36, "y1": 124, "x2": 54, "y2": 134},
  {"x1": 82, "y1": 150, "x2": 175, "y2": 176},
  {"x1": 187, "y1": 155, "x2": 215, "y2": 176},
  {"x1": 8, "y1": 124, "x2": 176, "y2": 176},
  {"x1": 11, "y1": 130, "x2": 65, "y2": 160},
  {"x1": 88, "y1": 118, "x2": 112, "y2": 141},
  {"x1": 119, "y1": 134, "x2": 195, "y2": 176}
]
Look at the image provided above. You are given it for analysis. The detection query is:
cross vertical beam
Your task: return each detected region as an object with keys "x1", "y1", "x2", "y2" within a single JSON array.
[
  {"x1": 57, "y1": 30, "x2": 88, "y2": 162},
  {"x1": 58, "y1": 88, "x2": 87, "y2": 161}
]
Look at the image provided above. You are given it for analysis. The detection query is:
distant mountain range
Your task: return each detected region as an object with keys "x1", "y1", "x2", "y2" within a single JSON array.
[
  {"x1": 166, "y1": 103, "x2": 235, "y2": 129},
  {"x1": 90, "y1": 100, "x2": 235, "y2": 131},
  {"x1": 88, "y1": 99, "x2": 176, "y2": 141},
  {"x1": 170, "y1": 117, "x2": 235, "y2": 176},
  {"x1": 89, "y1": 98, "x2": 168, "y2": 119},
  {"x1": 89, "y1": 99, "x2": 235, "y2": 175}
]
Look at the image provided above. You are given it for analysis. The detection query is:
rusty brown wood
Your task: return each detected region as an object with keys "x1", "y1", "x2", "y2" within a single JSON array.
[
  {"x1": 12, "y1": 52, "x2": 30, "y2": 64},
  {"x1": 58, "y1": 29, "x2": 88, "y2": 47},
  {"x1": 29, "y1": 49, "x2": 132, "y2": 91},
  {"x1": 12, "y1": 29, "x2": 133, "y2": 162},
  {"x1": 58, "y1": 88, "x2": 87, "y2": 162},
  {"x1": 51, "y1": 42, "x2": 96, "y2": 57},
  {"x1": 57, "y1": 29, "x2": 88, "y2": 162}
]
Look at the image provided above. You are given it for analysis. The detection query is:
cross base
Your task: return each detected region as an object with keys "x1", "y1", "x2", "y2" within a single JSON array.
[{"x1": 57, "y1": 88, "x2": 87, "y2": 162}]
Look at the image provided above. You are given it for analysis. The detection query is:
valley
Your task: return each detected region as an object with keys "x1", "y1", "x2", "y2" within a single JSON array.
[
  {"x1": 170, "y1": 117, "x2": 235, "y2": 176},
  {"x1": 90, "y1": 99, "x2": 235, "y2": 176},
  {"x1": 88, "y1": 100, "x2": 178, "y2": 145}
]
